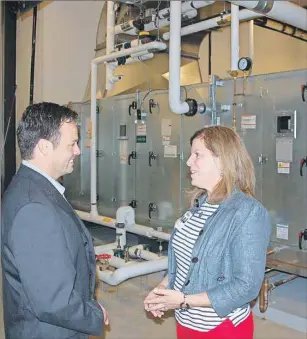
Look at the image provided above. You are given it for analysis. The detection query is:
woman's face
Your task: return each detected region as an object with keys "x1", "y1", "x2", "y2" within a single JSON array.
[{"x1": 186, "y1": 138, "x2": 222, "y2": 192}]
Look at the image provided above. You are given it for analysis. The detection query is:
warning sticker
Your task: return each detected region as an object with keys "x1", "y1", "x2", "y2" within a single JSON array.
[
  {"x1": 241, "y1": 115, "x2": 256, "y2": 130},
  {"x1": 164, "y1": 145, "x2": 177, "y2": 158},
  {"x1": 277, "y1": 162, "x2": 290, "y2": 174},
  {"x1": 276, "y1": 223, "x2": 289, "y2": 240}
]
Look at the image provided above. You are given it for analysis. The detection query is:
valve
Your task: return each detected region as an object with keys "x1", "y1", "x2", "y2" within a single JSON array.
[
  {"x1": 129, "y1": 199, "x2": 138, "y2": 209},
  {"x1": 149, "y1": 151, "x2": 157, "y2": 167},
  {"x1": 301, "y1": 83, "x2": 307, "y2": 102},
  {"x1": 129, "y1": 101, "x2": 137, "y2": 116},
  {"x1": 96, "y1": 253, "x2": 112, "y2": 271},
  {"x1": 96, "y1": 253, "x2": 112, "y2": 261},
  {"x1": 149, "y1": 99, "x2": 158, "y2": 113},
  {"x1": 128, "y1": 151, "x2": 137, "y2": 165},
  {"x1": 148, "y1": 202, "x2": 157, "y2": 219},
  {"x1": 300, "y1": 157, "x2": 307, "y2": 176},
  {"x1": 298, "y1": 229, "x2": 307, "y2": 250}
]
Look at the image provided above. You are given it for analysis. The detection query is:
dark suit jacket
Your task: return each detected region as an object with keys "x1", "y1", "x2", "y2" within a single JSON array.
[{"x1": 1, "y1": 165, "x2": 104, "y2": 339}]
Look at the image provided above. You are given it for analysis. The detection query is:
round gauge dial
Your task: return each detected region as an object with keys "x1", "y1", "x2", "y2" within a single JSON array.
[{"x1": 238, "y1": 57, "x2": 252, "y2": 71}]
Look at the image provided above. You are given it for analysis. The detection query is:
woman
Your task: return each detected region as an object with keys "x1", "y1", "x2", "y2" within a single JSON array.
[{"x1": 144, "y1": 126, "x2": 271, "y2": 339}]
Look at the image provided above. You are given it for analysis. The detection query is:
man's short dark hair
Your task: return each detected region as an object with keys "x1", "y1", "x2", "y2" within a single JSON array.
[{"x1": 17, "y1": 102, "x2": 78, "y2": 160}]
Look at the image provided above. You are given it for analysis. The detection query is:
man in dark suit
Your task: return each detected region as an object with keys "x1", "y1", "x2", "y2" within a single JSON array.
[{"x1": 1, "y1": 102, "x2": 108, "y2": 339}]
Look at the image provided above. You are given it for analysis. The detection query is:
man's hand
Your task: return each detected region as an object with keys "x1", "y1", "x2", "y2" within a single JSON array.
[{"x1": 98, "y1": 302, "x2": 109, "y2": 325}]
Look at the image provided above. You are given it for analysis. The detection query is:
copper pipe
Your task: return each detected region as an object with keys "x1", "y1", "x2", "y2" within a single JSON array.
[
  {"x1": 233, "y1": 78, "x2": 237, "y2": 131},
  {"x1": 259, "y1": 277, "x2": 269, "y2": 313},
  {"x1": 266, "y1": 258, "x2": 307, "y2": 270},
  {"x1": 266, "y1": 248, "x2": 278, "y2": 256},
  {"x1": 269, "y1": 274, "x2": 297, "y2": 290},
  {"x1": 259, "y1": 274, "x2": 298, "y2": 313}
]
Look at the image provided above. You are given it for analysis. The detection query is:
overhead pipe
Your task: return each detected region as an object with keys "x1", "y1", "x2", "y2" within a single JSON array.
[
  {"x1": 168, "y1": 1, "x2": 190, "y2": 114},
  {"x1": 106, "y1": 1, "x2": 116, "y2": 90},
  {"x1": 231, "y1": 4, "x2": 239, "y2": 72},
  {"x1": 97, "y1": 257, "x2": 168, "y2": 286},
  {"x1": 76, "y1": 210, "x2": 171, "y2": 241},
  {"x1": 163, "y1": 9, "x2": 263, "y2": 40},
  {"x1": 230, "y1": 4, "x2": 239, "y2": 131},
  {"x1": 90, "y1": 41, "x2": 167, "y2": 216},
  {"x1": 114, "y1": 1, "x2": 215, "y2": 36},
  {"x1": 230, "y1": 1, "x2": 307, "y2": 31},
  {"x1": 248, "y1": 20, "x2": 254, "y2": 63}
]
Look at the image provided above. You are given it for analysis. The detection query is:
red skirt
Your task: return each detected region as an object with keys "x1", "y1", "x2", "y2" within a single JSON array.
[{"x1": 176, "y1": 312, "x2": 254, "y2": 339}]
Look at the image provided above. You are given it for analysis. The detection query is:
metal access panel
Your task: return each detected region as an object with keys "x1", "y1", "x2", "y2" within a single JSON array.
[
  {"x1": 96, "y1": 95, "x2": 135, "y2": 217},
  {"x1": 218, "y1": 69, "x2": 307, "y2": 252},
  {"x1": 260, "y1": 70, "x2": 307, "y2": 250},
  {"x1": 63, "y1": 102, "x2": 92, "y2": 211}
]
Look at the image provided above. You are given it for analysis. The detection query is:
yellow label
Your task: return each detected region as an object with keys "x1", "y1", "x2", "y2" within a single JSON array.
[{"x1": 103, "y1": 217, "x2": 112, "y2": 223}]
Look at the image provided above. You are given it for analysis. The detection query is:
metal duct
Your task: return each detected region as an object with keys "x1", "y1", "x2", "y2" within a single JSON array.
[{"x1": 83, "y1": 1, "x2": 207, "y2": 100}]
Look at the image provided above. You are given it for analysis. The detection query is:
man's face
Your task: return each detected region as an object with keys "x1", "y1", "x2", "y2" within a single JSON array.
[{"x1": 50, "y1": 121, "x2": 80, "y2": 179}]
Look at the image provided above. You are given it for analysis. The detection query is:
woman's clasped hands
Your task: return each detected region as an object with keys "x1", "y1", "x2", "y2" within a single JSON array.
[{"x1": 144, "y1": 285, "x2": 184, "y2": 318}]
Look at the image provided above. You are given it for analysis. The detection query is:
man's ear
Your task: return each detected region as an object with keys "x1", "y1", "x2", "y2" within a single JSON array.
[{"x1": 37, "y1": 139, "x2": 52, "y2": 156}]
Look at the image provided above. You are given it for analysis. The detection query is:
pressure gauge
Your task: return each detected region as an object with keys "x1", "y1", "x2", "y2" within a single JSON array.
[{"x1": 238, "y1": 57, "x2": 252, "y2": 71}]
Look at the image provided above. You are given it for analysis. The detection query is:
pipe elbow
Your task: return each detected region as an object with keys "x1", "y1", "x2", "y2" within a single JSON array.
[{"x1": 169, "y1": 99, "x2": 189, "y2": 114}]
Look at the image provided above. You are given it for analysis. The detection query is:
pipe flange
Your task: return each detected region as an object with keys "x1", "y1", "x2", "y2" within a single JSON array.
[
  {"x1": 184, "y1": 98, "x2": 198, "y2": 117},
  {"x1": 254, "y1": 0, "x2": 274, "y2": 14}
]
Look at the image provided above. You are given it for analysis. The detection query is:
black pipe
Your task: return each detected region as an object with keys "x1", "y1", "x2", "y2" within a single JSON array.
[
  {"x1": 208, "y1": 31, "x2": 212, "y2": 76},
  {"x1": 29, "y1": 6, "x2": 37, "y2": 105},
  {"x1": 3, "y1": 2, "x2": 17, "y2": 192}
]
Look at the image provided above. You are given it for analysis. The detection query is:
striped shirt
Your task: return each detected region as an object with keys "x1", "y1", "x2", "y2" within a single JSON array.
[{"x1": 173, "y1": 201, "x2": 250, "y2": 332}]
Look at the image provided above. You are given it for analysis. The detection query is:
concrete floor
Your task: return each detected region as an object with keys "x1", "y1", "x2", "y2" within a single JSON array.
[
  {"x1": 0, "y1": 270, "x2": 306, "y2": 339},
  {"x1": 91, "y1": 272, "x2": 306, "y2": 339}
]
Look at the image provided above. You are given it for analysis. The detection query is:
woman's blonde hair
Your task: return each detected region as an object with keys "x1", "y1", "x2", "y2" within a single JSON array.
[{"x1": 189, "y1": 126, "x2": 255, "y2": 204}]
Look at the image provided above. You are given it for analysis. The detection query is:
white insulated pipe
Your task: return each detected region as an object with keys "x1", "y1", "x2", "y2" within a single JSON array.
[
  {"x1": 248, "y1": 20, "x2": 254, "y2": 63},
  {"x1": 97, "y1": 257, "x2": 168, "y2": 286},
  {"x1": 95, "y1": 242, "x2": 118, "y2": 254},
  {"x1": 168, "y1": 1, "x2": 189, "y2": 114},
  {"x1": 106, "y1": 1, "x2": 115, "y2": 90},
  {"x1": 163, "y1": 9, "x2": 262, "y2": 40},
  {"x1": 95, "y1": 244, "x2": 163, "y2": 261},
  {"x1": 125, "y1": 53, "x2": 154, "y2": 65},
  {"x1": 231, "y1": 4, "x2": 239, "y2": 71},
  {"x1": 114, "y1": 1, "x2": 215, "y2": 36},
  {"x1": 230, "y1": 1, "x2": 307, "y2": 31},
  {"x1": 90, "y1": 41, "x2": 167, "y2": 216},
  {"x1": 128, "y1": 245, "x2": 163, "y2": 261},
  {"x1": 76, "y1": 210, "x2": 171, "y2": 241}
]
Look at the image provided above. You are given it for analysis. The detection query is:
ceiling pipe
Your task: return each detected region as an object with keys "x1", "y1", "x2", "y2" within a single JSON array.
[
  {"x1": 163, "y1": 9, "x2": 262, "y2": 40},
  {"x1": 106, "y1": 1, "x2": 116, "y2": 90},
  {"x1": 248, "y1": 20, "x2": 254, "y2": 63},
  {"x1": 169, "y1": 1, "x2": 189, "y2": 114},
  {"x1": 90, "y1": 41, "x2": 167, "y2": 216},
  {"x1": 114, "y1": 1, "x2": 215, "y2": 36},
  {"x1": 231, "y1": 4, "x2": 239, "y2": 72},
  {"x1": 230, "y1": 1, "x2": 307, "y2": 31}
]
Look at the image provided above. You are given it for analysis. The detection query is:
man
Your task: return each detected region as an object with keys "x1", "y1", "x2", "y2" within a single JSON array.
[{"x1": 1, "y1": 102, "x2": 108, "y2": 339}]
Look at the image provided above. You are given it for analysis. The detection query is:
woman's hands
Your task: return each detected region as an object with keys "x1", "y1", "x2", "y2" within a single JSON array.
[{"x1": 144, "y1": 286, "x2": 184, "y2": 317}]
